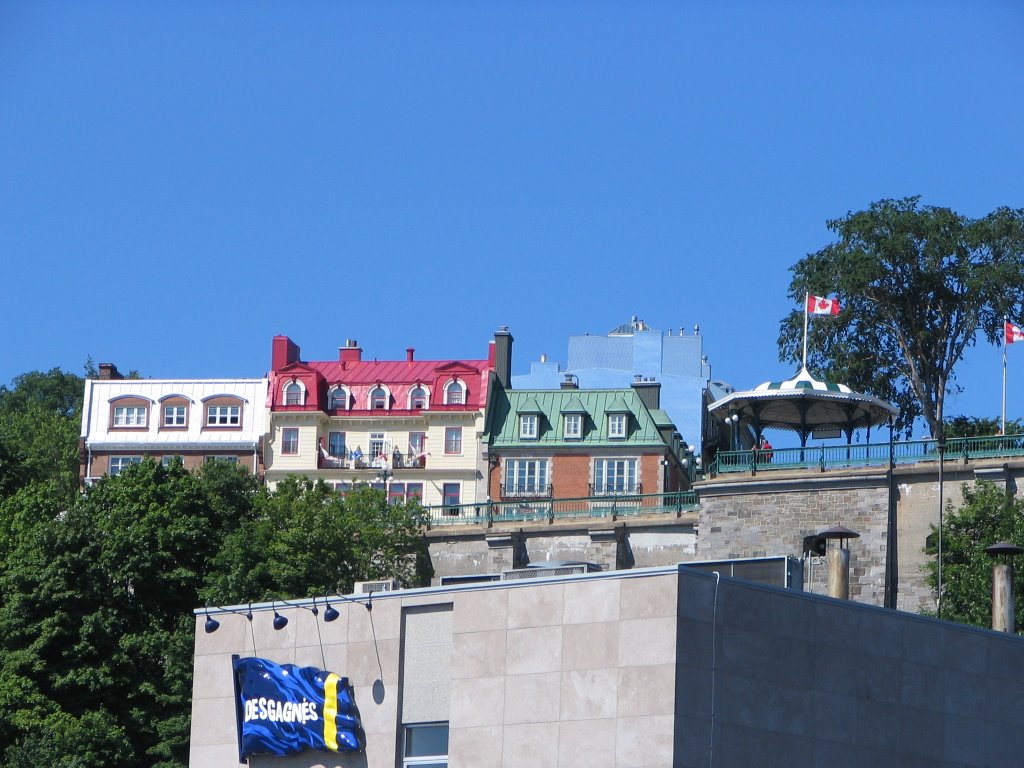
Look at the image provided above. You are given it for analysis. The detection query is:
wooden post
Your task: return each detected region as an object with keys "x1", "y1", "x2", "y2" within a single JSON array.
[
  {"x1": 992, "y1": 562, "x2": 1014, "y2": 633},
  {"x1": 827, "y1": 547, "x2": 850, "y2": 600}
]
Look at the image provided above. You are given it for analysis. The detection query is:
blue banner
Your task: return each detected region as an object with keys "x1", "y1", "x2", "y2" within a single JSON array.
[{"x1": 233, "y1": 656, "x2": 363, "y2": 758}]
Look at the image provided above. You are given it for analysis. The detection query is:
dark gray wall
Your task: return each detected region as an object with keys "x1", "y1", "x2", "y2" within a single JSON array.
[{"x1": 673, "y1": 567, "x2": 1024, "y2": 767}]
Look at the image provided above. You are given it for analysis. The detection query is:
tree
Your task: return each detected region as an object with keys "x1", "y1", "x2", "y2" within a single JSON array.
[
  {"x1": 925, "y1": 481, "x2": 1024, "y2": 629},
  {"x1": 779, "y1": 198, "x2": 1024, "y2": 437},
  {"x1": 942, "y1": 415, "x2": 1023, "y2": 439}
]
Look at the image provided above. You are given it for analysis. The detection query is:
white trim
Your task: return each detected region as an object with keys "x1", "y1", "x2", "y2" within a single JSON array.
[{"x1": 443, "y1": 379, "x2": 466, "y2": 405}]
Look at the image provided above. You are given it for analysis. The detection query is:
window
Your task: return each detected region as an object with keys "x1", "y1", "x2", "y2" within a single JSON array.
[
  {"x1": 564, "y1": 413, "x2": 582, "y2": 439},
  {"x1": 409, "y1": 431, "x2": 426, "y2": 455},
  {"x1": 504, "y1": 458, "x2": 549, "y2": 496},
  {"x1": 206, "y1": 405, "x2": 241, "y2": 426},
  {"x1": 161, "y1": 455, "x2": 183, "y2": 467},
  {"x1": 444, "y1": 427, "x2": 462, "y2": 454},
  {"x1": 403, "y1": 722, "x2": 449, "y2": 767},
  {"x1": 406, "y1": 482, "x2": 423, "y2": 502},
  {"x1": 284, "y1": 381, "x2": 303, "y2": 406},
  {"x1": 328, "y1": 431, "x2": 347, "y2": 458},
  {"x1": 113, "y1": 405, "x2": 148, "y2": 427},
  {"x1": 204, "y1": 455, "x2": 239, "y2": 464},
  {"x1": 442, "y1": 483, "x2": 460, "y2": 508},
  {"x1": 370, "y1": 386, "x2": 388, "y2": 409},
  {"x1": 109, "y1": 456, "x2": 142, "y2": 476},
  {"x1": 608, "y1": 413, "x2": 627, "y2": 438},
  {"x1": 519, "y1": 414, "x2": 538, "y2": 440},
  {"x1": 409, "y1": 386, "x2": 428, "y2": 409},
  {"x1": 282, "y1": 427, "x2": 299, "y2": 455},
  {"x1": 163, "y1": 405, "x2": 187, "y2": 427},
  {"x1": 329, "y1": 386, "x2": 348, "y2": 410},
  {"x1": 444, "y1": 381, "x2": 464, "y2": 405},
  {"x1": 370, "y1": 432, "x2": 386, "y2": 458},
  {"x1": 594, "y1": 458, "x2": 638, "y2": 494},
  {"x1": 388, "y1": 483, "x2": 406, "y2": 505}
]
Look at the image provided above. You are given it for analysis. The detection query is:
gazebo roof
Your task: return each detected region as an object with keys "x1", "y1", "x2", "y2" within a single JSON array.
[{"x1": 707, "y1": 367, "x2": 898, "y2": 443}]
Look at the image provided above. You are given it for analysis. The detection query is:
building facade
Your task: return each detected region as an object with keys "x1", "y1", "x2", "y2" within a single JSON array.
[
  {"x1": 264, "y1": 332, "x2": 507, "y2": 508},
  {"x1": 79, "y1": 364, "x2": 268, "y2": 483}
]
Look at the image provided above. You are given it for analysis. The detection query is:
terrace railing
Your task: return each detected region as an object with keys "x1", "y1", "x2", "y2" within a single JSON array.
[
  {"x1": 709, "y1": 433, "x2": 1024, "y2": 476},
  {"x1": 425, "y1": 490, "x2": 699, "y2": 528}
]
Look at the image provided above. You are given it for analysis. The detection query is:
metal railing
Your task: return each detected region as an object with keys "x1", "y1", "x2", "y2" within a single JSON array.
[
  {"x1": 500, "y1": 483, "x2": 553, "y2": 499},
  {"x1": 425, "y1": 490, "x2": 699, "y2": 528},
  {"x1": 709, "y1": 433, "x2": 1024, "y2": 476}
]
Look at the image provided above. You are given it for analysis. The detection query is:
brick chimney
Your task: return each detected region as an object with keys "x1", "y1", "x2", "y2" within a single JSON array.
[
  {"x1": 406, "y1": 347, "x2": 415, "y2": 362},
  {"x1": 98, "y1": 363, "x2": 123, "y2": 380},
  {"x1": 340, "y1": 339, "x2": 362, "y2": 364},
  {"x1": 493, "y1": 326, "x2": 513, "y2": 389},
  {"x1": 560, "y1": 374, "x2": 579, "y2": 390},
  {"x1": 271, "y1": 336, "x2": 300, "y2": 370}
]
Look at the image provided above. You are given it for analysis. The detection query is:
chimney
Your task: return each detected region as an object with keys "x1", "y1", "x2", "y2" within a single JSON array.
[
  {"x1": 819, "y1": 525, "x2": 860, "y2": 600},
  {"x1": 406, "y1": 347, "x2": 415, "y2": 363},
  {"x1": 271, "y1": 336, "x2": 300, "y2": 370},
  {"x1": 493, "y1": 326, "x2": 513, "y2": 389},
  {"x1": 560, "y1": 374, "x2": 578, "y2": 390},
  {"x1": 339, "y1": 339, "x2": 362, "y2": 364},
  {"x1": 631, "y1": 377, "x2": 661, "y2": 411},
  {"x1": 98, "y1": 363, "x2": 123, "y2": 380},
  {"x1": 986, "y1": 542, "x2": 1024, "y2": 632}
]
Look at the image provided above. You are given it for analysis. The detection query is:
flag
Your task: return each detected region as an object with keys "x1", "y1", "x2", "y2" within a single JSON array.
[
  {"x1": 1007, "y1": 320, "x2": 1024, "y2": 345},
  {"x1": 233, "y1": 657, "x2": 363, "y2": 758},
  {"x1": 807, "y1": 295, "x2": 840, "y2": 316}
]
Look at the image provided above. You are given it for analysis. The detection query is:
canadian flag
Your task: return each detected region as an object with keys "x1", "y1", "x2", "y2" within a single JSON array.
[
  {"x1": 807, "y1": 295, "x2": 841, "y2": 316},
  {"x1": 1007, "y1": 320, "x2": 1024, "y2": 345}
]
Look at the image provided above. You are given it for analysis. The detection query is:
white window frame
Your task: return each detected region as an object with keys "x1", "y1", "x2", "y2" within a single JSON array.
[
  {"x1": 564, "y1": 413, "x2": 582, "y2": 439},
  {"x1": 608, "y1": 413, "x2": 627, "y2": 439},
  {"x1": 519, "y1": 413, "x2": 538, "y2": 440},
  {"x1": 402, "y1": 722, "x2": 449, "y2": 768},
  {"x1": 161, "y1": 455, "x2": 183, "y2": 467},
  {"x1": 370, "y1": 431, "x2": 386, "y2": 459},
  {"x1": 163, "y1": 405, "x2": 187, "y2": 427},
  {"x1": 328, "y1": 431, "x2": 347, "y2": 458},
  {"x1": 409, "y1": 385, "x2": 429, "y2": 409},
  {"x1": 444, "y1": 427, "x2": 462, "y2": 455},
  {"x1": 281, "y1": 427, "x2": 299, "y2": 455},
  {"x1": 284, "y1": 380, "x2": 305, "y2": 406},
  {"x1": 206, "y1": 405, "x2": 241, "y2": 426},
  {"x1": 328, "y1": 385, "x2": 349, "y2": 411},
  {"x1": 504, "y1": 458, "x2": 549, "y2": 496},
  {"x1": 593, "y1": 458, "x2": 638, "y2": 495},
  {"x1": 370, "y1": 386, "x2": 390, "y2": 410},
  {"x1": 109, "y1": 455, "x2": 142, "y2": 476},
  {"x1": 443, "y1": 380, "x2": 465, "y2": 405},
  {"x1": 113, "y1": 405, "x2": 148, "y2": 427}
]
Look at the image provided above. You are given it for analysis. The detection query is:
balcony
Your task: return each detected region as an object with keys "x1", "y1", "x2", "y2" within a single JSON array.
[
  {"x1": 589, "y1": 482, "x2": 642, "y2": 496},
  {"x1": 318, "y1": 451, "x2": 427, "y2": 471},
  {"x1": 500, "y1": 483, "x2": 553, "y2": 500},
  {"x1": 424, "y1": 490, "x2": 697, "y2": 527}
]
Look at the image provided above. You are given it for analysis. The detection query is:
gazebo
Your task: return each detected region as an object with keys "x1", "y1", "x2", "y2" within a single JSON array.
[{"x1": 707, "y1": 367, "x2": 899, "y2": 447}]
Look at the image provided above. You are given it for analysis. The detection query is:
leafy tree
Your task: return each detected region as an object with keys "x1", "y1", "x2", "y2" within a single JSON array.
[
  {"x1": 779, "y1": 198, "x2": 1024, "y2": 437},
  {"x1": 203, "y1": 478, "x2": 431, "y2": 604},
  {"x1": 942, "y1": 415, "x2": 1023, "y2": 438},
  {"x1": 925, "y1": 481, "x2": 1024, "y2": 629}
]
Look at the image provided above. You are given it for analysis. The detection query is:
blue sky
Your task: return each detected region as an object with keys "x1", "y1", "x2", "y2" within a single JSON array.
[{"x1": 3, "y1": 1, "x2": 1023, "y2": 434}]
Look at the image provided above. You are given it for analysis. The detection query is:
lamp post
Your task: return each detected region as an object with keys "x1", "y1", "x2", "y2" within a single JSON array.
[
  {"x1": 725, "y1": 413, "x2": 739, "y2": 452},
  {"x1": 937, "y1": 435, "x2": 946, "y2": 619},
  {"x1": 377, "y1": 467, "x2": 393, "y2": 500}
]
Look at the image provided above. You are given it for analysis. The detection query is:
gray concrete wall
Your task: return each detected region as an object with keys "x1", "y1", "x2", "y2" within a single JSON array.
[{"x1": 673, "y1": 567, "x2": 1024, "y2": 767}]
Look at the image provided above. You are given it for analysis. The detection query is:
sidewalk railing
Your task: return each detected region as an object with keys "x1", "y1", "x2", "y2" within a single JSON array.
[{"x1": 425, "y1": 490, "x2": 699, "y2": 528}]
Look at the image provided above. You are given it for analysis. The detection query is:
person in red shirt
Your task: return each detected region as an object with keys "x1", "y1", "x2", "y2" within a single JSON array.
[{"x1": 757, "y1": 436, "x2": 773, "y2": 463}]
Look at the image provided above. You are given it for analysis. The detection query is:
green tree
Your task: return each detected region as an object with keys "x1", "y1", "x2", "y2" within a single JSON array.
[
  {"x1": 779, "y1": 198, "x2": 1024, "y2": 437},
  {"x1": 942, "y1": 415, "x2": 1023, "y2": 438},
  {"x1": 203, "y1": 478, "x2": 431, "y2": 604},
  {"x1": 926, "y1": 481, "x2": 1024, "y2": 629}
]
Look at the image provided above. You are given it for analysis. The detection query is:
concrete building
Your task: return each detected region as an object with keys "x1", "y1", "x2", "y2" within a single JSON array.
[
  {"x1": 512, "y1": 317, "x2": 728, "y2": 454},
  {"x1": 190, "y1": 564, "x2": 1024, "y2": 767},
  {"x1": 79, "y1": 363, "x2": 268, "y2": 482},
  {"x1": 264, "y1": 331, "x2": 507, "y2": 508}
]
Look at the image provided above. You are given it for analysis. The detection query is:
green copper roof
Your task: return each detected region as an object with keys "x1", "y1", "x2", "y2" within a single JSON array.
[{"x1": 484, "y1": 388, "x2": 674, "y2": 447}]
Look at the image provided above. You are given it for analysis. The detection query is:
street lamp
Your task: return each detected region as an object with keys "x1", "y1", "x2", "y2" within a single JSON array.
[
  {"x1": 725, "y1": 413, "x2": 739, "y2": 452},
  {"x1": 937, "y1": 435, "x2": 946, "y2": 619}
]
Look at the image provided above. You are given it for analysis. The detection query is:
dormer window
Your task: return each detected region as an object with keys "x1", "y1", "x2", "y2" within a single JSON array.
[
  {"x1": 329, "y1": 386, "x2": 348, "y2": 411},
  {"x1": 284, "y1": 381, "x2": 304, "y2": 406},
  {"x1": 444, "y1": 380, "x2": 465, "y2": 405},
  {"x1": 564, "y1": 413, "x2": 582, "y2": 439},
  {"x1": 608, "y1": 413, "x2": 627, "y2": 439},
  {"x1": 370, "y1": 386, "x2": 388, "y2": 410},
  {"x1": 520, "y1": 413, "x2": 539, "y2": 440},
  {"x1": 409, "y1": 386, "x2": 428, "y2": 409}
]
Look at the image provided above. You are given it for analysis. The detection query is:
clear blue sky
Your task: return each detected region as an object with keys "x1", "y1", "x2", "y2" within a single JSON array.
[{"x1": 3, "y1": 1, "x2": 1023, "y2": 432}]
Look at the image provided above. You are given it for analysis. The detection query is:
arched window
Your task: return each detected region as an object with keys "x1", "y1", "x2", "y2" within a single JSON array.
[
  {"x1": 444, "y1": 379, "x2": 465, "y2": 405},
  {"x1": 284, "y1": 381, "x2": 305, "y2": 406},
  {"x1": 328, "y1": 386, "x2": 348, "y2": 411},
  {"x1": 409, "y1": 386, "x2": 428, "y2": 409},
  {"x1": 370, "y1": 386, "x2": 389, "y2": 410}
]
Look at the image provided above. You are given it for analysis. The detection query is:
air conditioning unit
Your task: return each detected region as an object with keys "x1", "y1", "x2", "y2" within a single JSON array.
[
  {"x1": 438, "y1": 574, "x2": 501, "y2": 586},
  {"x1": 353, "y1": 579, "x2": 398, "y2": 594},
  {"x1": 501, "y1": 562, "x2": 601, "y2": 581}
]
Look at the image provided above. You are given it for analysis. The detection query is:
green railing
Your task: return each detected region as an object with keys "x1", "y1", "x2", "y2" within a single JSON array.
[
  {"x1": 710, "y1": 433, "x2": 1024, "y2": 475},
  {"x1": 425, "y1": 490, "x2": 700, "y2": 528}
]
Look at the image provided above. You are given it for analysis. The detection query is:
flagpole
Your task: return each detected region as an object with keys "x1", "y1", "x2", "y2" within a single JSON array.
[
  {"x1": 802, "y1": 293, "x2": 809, "y2": 371},
  {"x1": 1002, "y1": 317, "x2": 1008, "y2": 436}
]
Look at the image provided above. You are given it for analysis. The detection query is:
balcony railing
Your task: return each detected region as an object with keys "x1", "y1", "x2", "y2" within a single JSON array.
[
  {"x1": 424, "y1": 490, "x2": 698, "y2": 528},
  {"x1": 589, "y1": 482, "x2": 642, "y2": 496},
  {"x1": 710, "y1": 433, "x2": 1024, "y2": 476},
  {"x1": 500, "y1": 483, "x2": 553, "y2": 499},
  {"x1": 318, "y1": 453, "x2": 427, "y2": 471}
]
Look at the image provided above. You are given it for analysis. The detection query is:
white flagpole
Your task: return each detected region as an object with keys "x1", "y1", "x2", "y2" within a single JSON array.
[
  {"x1": 802, "y1": 293, "x2": 809, "y2": 371},
  {"x1": 1002, "y1": 318, "x2": 1008, "y2": 436}
]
